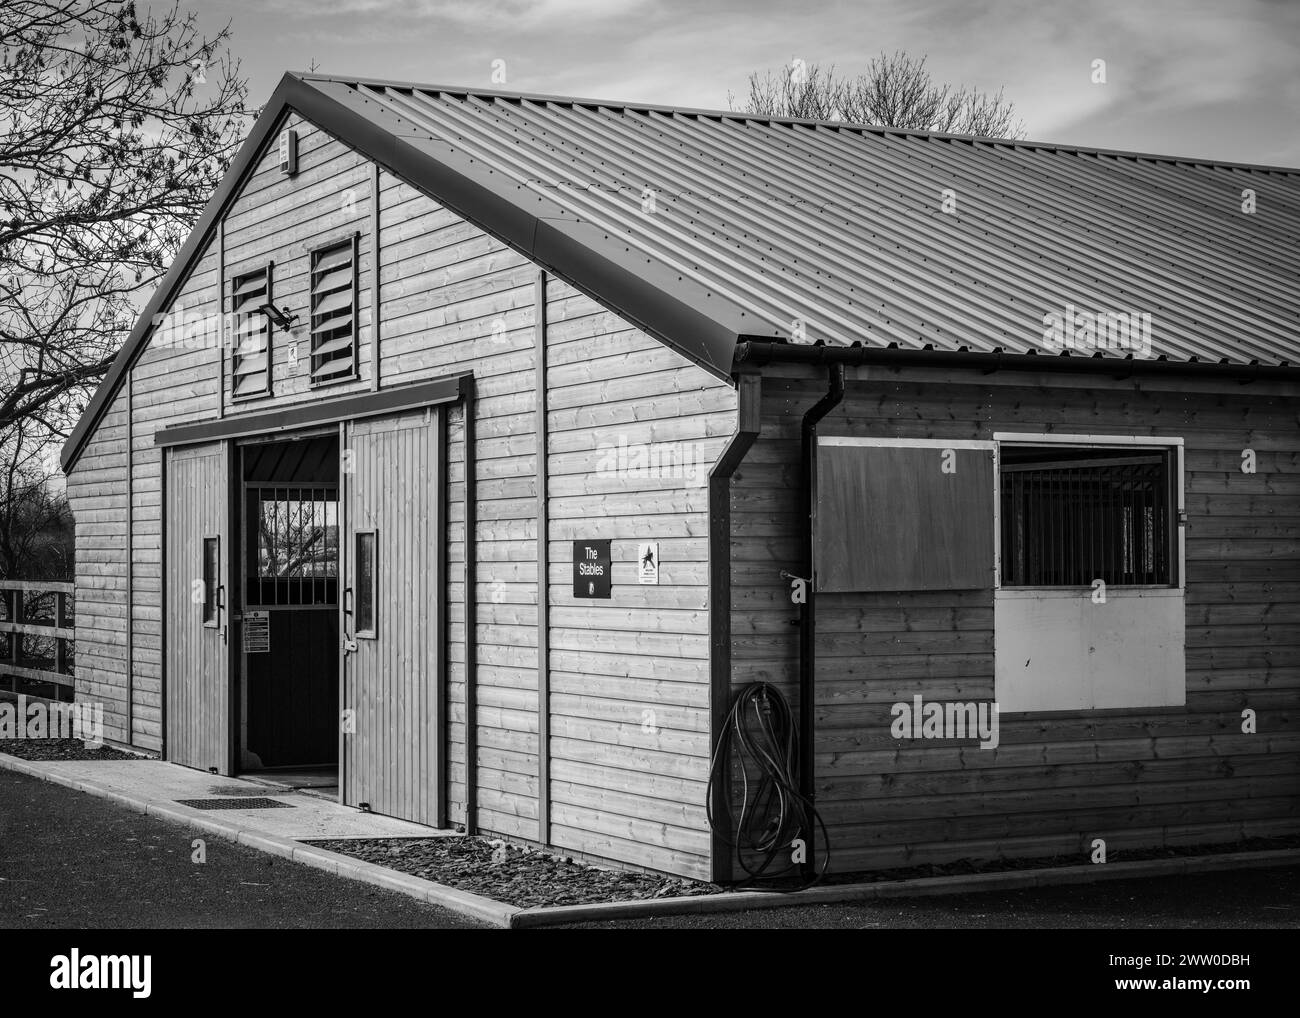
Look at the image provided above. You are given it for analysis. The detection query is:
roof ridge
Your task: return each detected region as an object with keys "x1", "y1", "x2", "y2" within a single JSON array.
[{"x1": 294, "y1": 71, "x2": 1300, "y2": 176}]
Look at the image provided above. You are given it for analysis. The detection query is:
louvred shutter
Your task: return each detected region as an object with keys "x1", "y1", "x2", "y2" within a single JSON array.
[
  {"x1": 230, "y1": 266, "x2": 272, "y2": 398},
  {"x1": 310, "y1": 237, "x2": 357, "y2": 382}
]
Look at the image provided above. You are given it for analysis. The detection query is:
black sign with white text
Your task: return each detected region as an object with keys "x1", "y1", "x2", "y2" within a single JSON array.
[{"x1": 573, "y1": 539, "x2": 611, "y2": 598}]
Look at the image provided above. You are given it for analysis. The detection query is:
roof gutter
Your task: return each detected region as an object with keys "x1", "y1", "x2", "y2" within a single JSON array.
[{"x1": 734, "y1": 341, "x2": 1299, "y2": 382}]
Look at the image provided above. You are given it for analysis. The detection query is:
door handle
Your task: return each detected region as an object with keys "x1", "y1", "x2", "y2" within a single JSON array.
[{"x1": 342, "y1": 587, "x2": 355, "y2": 656}]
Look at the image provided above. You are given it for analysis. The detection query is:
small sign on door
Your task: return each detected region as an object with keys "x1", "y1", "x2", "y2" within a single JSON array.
[
  {"x1": 637, "y1": 542, "x2": 659, "y2": 585},
  {"x1": 573, "y1": 539, "x2": 611, "y2": 599},
  {"x1": 244, "y1": 610, "x2": 270, "y2": 654}
]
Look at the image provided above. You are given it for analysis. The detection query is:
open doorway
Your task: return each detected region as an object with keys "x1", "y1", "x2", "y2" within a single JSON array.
[{"x1": 237, "y1": 433, "x2": 339, "y2": 794}]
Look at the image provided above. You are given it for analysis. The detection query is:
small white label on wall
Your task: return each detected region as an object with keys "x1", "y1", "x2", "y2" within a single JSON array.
[
  {"x1": 244, "y1": 610, "x2": 270, "y2": 654},
  {"x1": 637, "y1": 542, "x2": 659, "y2": 585}
]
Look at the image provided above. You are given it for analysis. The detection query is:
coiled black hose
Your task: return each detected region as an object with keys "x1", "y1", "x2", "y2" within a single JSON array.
[{"x1": 706, "y1": 681, "x2": 830, "y2": 889}]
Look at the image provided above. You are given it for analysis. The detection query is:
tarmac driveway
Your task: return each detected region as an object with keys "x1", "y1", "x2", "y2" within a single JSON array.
[{"x1": 0, "y1": 768, "x2": 483, "y2": 929}]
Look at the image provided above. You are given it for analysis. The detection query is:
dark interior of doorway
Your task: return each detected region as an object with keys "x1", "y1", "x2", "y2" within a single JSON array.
[{"x1": 237, "y1": 434, "x2": 339, "y2": 792}]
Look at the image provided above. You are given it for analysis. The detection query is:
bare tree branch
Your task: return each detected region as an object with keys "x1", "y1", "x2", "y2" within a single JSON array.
[
  {"x1": 0, "y1": 0, "x2": 252, "y2": 446},
  {"x1": 731, "y1": 51, "x2": 1026, "y2": 139}
]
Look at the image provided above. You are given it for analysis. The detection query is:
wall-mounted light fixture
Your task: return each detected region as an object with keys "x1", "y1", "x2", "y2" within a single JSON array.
[{"x1": 256, "y1": 302, "x2": 299, "y2": 332}]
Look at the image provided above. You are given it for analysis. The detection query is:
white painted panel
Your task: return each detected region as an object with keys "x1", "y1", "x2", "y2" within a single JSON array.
[{"x1": 995, "y1": 589, "x2": 1185, "y2": 712}]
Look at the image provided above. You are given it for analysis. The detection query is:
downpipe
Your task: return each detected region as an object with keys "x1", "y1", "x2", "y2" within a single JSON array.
[{"x1": 796, "y1": 363, "x2": 844, "y2": 879}]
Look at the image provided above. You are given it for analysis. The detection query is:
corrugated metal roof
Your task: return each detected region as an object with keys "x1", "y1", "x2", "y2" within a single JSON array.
[
  {"x1": 62, "y1": 72, "x2": 1300, "y2": 472},
  {"x1": 309, "y1": 74, "x2": 1300, "y2": 367}
]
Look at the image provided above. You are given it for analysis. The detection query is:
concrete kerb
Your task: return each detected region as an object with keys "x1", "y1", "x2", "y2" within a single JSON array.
[
  {"x1": 508, "y1": 848, "x2": 1300, "y2": 928},
  {"x1": 5, "y1": 752, "x2": 1297, "y2": 930},
  {"x1": 0, "y1": 752, "x2": 517, "y2": 929}
]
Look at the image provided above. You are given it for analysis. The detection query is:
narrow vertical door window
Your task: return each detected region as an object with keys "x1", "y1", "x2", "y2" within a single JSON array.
[
  {"x1": 202, "y1": 536, "x2": 220, "y2": 626},
  {"x1": 355, "y1": 531, "x2": 376, "y2": 637}
]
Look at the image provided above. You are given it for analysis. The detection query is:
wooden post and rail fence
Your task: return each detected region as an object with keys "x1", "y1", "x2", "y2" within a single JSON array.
[{"x1": 0, "y1": 580, "x2": 75, "y2": 699}]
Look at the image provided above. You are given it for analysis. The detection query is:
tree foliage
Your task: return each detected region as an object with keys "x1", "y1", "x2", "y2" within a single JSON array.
[
  {"x1": 0, "y1": 0, "x2": 250, "y2": 441},
  {"x1": 733, "y1": 51, "x2": 1025, "y2": 139}
]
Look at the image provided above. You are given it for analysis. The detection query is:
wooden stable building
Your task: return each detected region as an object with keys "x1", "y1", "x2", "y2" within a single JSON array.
[{"x1": 62, "y1": 73, "x2": 1299, "y2": 881}]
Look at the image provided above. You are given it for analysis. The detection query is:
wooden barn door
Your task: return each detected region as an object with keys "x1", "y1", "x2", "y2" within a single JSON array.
[
  {"x1": 340, "y1": 410, "x2": 443, "y2": 826},
  {"x1": 165, "y1": 442, "x2": 233, "y2": 774}
]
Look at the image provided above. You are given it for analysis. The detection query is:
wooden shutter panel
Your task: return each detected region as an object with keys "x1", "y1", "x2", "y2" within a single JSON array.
[
  {"x1": 230, "y1": 265, "x2": 272, "y2": 399},
  {"x1": 813, "y1": 438, "x2": 996, "y2": 593},
  {"x1": 310, "y1": 236, "x2": 358, "y2": 383}
]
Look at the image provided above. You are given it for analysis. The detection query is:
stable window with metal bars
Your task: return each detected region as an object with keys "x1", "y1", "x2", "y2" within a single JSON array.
[
  {"x1": 999, "y1": 444, "x2": 1176, "y2": 587},
  {"x1": 308, "y1": 236, "x2": 359, "y2": 385},
  {"x1": 247, "y1": 486, "x2": 339, "y2": 607},
  {"x1": 230, "y1": 264, "x2": 273, "y2": 399}
]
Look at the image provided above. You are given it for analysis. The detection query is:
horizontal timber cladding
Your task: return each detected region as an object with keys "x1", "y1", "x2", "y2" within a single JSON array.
[
  {"x1": 375, "y1": 173, "x2": 736, "y2": 873},
  {"x1": 542, "y1": 277, "x2": 736, "y2": 878},
  {"x1": 63, "y1": 387, "x2": 130, "y2": 746},
  {"x1": 378, "y1": 171, "x2": 540, "y2": 836},
  {"x1": 64, "y1": 234, "x2": 223, "y2": 753},
  {"x1": 66, "y1": 104, "x2": 737, "y2": 875},
  {"x1": 729, "y1": 361, "x2": 1300, "y2": 873}
]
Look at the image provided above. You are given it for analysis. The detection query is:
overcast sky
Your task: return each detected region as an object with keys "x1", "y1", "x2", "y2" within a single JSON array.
[{"x1": 210, "y1": 0, "x2": 1297, "y2": 166}]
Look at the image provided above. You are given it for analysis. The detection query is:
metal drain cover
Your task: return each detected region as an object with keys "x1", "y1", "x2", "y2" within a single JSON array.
[{"x1": 175, "y1": 797, "x2": 295, "y2": 810}]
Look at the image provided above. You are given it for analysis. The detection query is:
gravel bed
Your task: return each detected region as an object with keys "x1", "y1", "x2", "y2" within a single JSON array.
[
  {"x1": 0, "y1": 737, "x2": 147, "y2": 761},
  {"x1": 309, "y1": 836, "x2": 723, "y2": 908}
]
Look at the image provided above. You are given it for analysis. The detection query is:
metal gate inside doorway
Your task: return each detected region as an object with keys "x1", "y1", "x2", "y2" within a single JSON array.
[{"x1": 239, "y1": 437, "x2": 340, "y2": 771}]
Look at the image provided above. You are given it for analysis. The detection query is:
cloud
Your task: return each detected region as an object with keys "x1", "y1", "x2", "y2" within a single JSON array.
[
  {"x1": 216, "y1": 0, "x2": 1298, "y2": 165},
  {"x1": 248, "y1": 0, "x2": 652, "y2": 29}
]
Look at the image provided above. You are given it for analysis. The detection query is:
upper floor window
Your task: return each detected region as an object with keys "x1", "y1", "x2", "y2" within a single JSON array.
[
  {"x1": 230, "y1": 264, "x2": 272, "y2": 399},
  {"x1": 309, "y1": 236, "x2": 359, "y2": 385}
]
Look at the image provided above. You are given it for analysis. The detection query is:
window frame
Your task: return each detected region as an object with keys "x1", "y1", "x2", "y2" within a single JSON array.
[
  {"x1": 354, "y1": 529, "x2": 378, "y2": 639},
  {"x1": 229, "y1": 261, "x2": 275, "y2": 401},
  {"x1": 308, "y1": 233, "x2": 361, "y2": 388},
  {"x1": 993, "y1": 432, "x2": 1185, "y2": 593},
  {"x1": 201, "y1": 536, "x2": 221, "y2": 627}
]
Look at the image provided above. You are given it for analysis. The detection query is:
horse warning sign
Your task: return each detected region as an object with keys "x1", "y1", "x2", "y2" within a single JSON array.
[
  {"x1": 637, "y1": 542, "x2": 659, "y2": 585},
  {"x1": 573, "y1": 539, "x2": 612, "y2": 598}
]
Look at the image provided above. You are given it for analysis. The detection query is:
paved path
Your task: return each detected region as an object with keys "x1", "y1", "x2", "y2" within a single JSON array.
[{"x1": 0, "y1": 769, "x2": 484, "y2": 929}]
